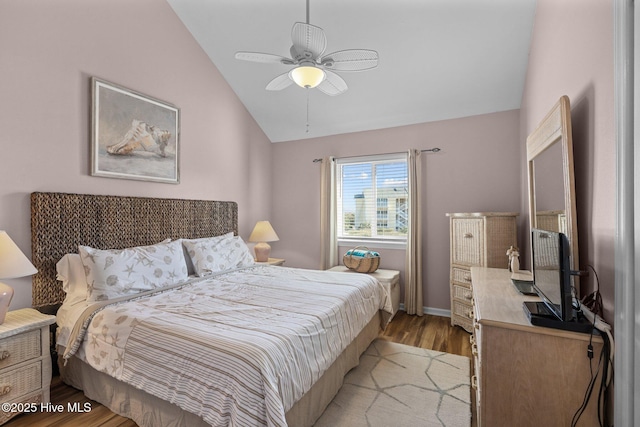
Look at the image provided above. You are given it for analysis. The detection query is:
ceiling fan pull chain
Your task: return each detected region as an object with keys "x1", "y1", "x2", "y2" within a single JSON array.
[{"x1": 306, "y1": 89, "x2": 310, "y2": 133}]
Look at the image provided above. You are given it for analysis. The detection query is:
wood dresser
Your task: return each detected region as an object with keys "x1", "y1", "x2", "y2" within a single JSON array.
[
  {"x1": 471, "y1": 267, "x2": 604, "y2": 427},
  {"x1": 446, "y1": 212, "x2": 518, "y2": 332},
  {"x1": 0, "y1": 308, "x2": 55, "y2": 425}
]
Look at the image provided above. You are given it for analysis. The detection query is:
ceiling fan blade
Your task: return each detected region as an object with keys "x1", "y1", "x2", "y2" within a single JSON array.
[
  {"x1": 317, "y1": 70, "x2": 348, "y2": 96},
  {"x1": 291, "y1": 22, "x2": 327, "y2": 60},
  {"x1": 235, "y1": 52, "x2": 294, "y2": 65},
  {"x1": 321, "y1": 49, "x2": 379, "y2": 71},
  {"x1": 265, "y1": 72, "x2": 294, "y2": 91}
]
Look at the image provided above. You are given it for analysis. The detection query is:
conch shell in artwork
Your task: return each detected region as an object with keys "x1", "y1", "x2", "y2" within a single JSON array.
[{"x1": 107, "y1": 119, "x2": 172, "y2": 157}]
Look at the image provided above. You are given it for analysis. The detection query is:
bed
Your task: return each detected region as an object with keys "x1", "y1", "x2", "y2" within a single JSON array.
[{"x1": 30, "y1": 192, "x2": 392, "y2": 427}]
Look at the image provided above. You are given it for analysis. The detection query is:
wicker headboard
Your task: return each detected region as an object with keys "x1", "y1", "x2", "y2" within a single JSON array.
[{"x1": 30, "y1": 192, "x2": 238, "y2": 308}]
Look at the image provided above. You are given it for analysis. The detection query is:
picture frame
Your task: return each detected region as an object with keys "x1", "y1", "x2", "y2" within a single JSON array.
[{"x1": 91, "y1": 77, "x2": 180, "y2": 184}]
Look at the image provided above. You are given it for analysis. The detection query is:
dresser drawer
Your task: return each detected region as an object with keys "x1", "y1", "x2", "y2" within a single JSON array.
[
  {"x1": 451, "y1": 218, "x2": 485, "y2": 266},
  {"x1": 451, "y1": 267, "x2": 472, "y2": 285},
  {"x1": 0, "y1": 361, "x2": 42, "y2": 403},
  {"x1": 0, "y1": 330, "x2": 40, "y2": 370},
  {"x1": 452, "y1": 283, "x2": 473, "y2": 304},
  {"x1": 453, "y1": 299, "x2": 473, "y2": 319},
  {"x1": 451, "y1": 300, "x2": 473, "y2": 332}
]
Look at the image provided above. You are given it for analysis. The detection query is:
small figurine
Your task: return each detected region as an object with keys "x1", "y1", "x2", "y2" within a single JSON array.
[{"x1": 507, "y1": 246, "x2": 520, "y2": 273}]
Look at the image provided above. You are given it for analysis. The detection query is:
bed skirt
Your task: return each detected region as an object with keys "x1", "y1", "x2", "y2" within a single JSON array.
[{"x1": 59, "y1": 311, "x2": 382, "y2": 427}]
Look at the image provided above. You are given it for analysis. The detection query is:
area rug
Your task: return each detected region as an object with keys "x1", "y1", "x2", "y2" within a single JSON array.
[{"x1": 314, "y1": 339, "x2": 471, "y2": 427}]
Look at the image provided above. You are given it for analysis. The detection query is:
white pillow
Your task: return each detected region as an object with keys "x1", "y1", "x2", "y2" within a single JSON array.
[
  {"x1": 178, "y1": 232, "x2": 234, "y2": 275},
  {"x1": 79, "y1": 240, "x2": 189, "y2": 302},
  {"x1": 182, "y1": 235, "x2": 254, "y2": 277},
  {"x1": 56, "y1": 253, "x2": 88, "y2": 305}
]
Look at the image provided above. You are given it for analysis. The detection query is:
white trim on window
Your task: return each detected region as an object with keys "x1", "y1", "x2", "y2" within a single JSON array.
[
  {"x1": 337, "y1": 238, "x2": 407, "y2": 250},
  {"x1": 336, "y1": 153, "x2": 409, "y2": 243}
]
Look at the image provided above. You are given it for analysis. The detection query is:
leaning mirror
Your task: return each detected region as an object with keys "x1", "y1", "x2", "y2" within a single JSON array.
[{"x1": 526, "y1": 95, "x2": 579, "y2": 293}]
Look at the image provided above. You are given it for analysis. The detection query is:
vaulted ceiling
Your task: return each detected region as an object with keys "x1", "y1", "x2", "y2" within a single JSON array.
[{"x1": 168, "y1": 0, "x2": 537, "y2": 143}]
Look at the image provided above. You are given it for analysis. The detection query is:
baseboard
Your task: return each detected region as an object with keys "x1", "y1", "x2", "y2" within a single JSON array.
[{"x1": 398, "y1": 304, "x2": 451, "y2": 318}]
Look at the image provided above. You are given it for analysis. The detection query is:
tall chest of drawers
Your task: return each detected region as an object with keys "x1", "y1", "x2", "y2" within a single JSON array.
[
  {"x1": 0, "y1": 308, "x2": 56, "y2": 425},
  {"x1": 446, "y1": 212, "x2": 518, "y2": 332}
]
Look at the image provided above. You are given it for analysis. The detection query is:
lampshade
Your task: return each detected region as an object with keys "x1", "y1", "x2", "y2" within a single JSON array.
[
  {"x1": 290, "y1": 66, "x2": 325, "y2": 89},
  {"x1": 0, "y1": 231, "x2": 37, "y2": 324},
  {"x1": 248, "y1": 221, "x2": 279, "y2": 243},
  {"x1": 0, "y1": 231, "x2": 37, "y2": 279}
]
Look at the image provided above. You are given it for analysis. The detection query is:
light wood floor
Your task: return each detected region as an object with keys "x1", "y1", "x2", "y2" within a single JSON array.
[{"x1": 6, "y1": 312, "x2": 473, "y2": 426}]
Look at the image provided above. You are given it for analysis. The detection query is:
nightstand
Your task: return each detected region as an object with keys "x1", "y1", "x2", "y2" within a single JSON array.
[
  {"x1": 0, "y1": 308, "x2": 56, "y2": 425},
  {"x1": 256, "y1": 258, "x2": 285, "y2": 266},
  {"x1": 328, "y1": 266, "x2": 400, "y2": 319}
]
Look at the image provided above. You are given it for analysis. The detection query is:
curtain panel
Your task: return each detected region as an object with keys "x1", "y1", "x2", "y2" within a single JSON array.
[
  {"x1": 405, "y1": 149, "x2": 424, "y2": 315},
  {"x1": 320, "y1": 156, "x2": 337, "y2": 269}
]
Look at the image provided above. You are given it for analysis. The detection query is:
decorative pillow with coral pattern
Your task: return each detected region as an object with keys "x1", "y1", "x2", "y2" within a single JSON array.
[
  {"x1": 79, "y1": 240, "x2": 188, "y2": 302},
  {"x1": 182, "y1": 235, "x2": 254, "y2": 277},
  {"x1": 178, "y1": 232, "x2": 234, "y2": 275}
]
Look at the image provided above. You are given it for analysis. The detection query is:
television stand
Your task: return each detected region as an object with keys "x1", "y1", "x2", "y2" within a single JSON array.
[
  {"x1": 523, "y1": 301, "x2": 599, "y2": 334},
  {"x1": 471, "y1": 267, "x2": 604, "y2": 427}
]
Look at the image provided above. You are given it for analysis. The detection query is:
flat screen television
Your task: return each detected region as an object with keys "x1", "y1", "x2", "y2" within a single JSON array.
[{"x1": 531, "y1": 228, "x2": 574, "y2": 322}]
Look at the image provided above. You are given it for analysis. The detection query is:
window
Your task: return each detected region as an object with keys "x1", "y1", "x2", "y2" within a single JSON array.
[{"x1": 336, "y1": 154, "x2": 408, "y2": 243}]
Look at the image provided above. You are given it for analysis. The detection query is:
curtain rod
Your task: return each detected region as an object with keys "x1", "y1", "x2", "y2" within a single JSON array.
[{"x1": 312, "y1": 148, "x2": 441, "y2": 163}]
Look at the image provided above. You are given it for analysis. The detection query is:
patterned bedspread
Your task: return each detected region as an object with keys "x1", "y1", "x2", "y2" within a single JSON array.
[{"x1": 63, "y1": 265, "x2": 392, "y2": 427}]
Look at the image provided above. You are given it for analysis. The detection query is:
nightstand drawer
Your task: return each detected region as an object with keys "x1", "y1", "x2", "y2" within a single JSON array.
[
  {"x1": 0, "y1": 390, "x2": 44, "y2": 425},
  {"x1": 0, "y1": 330, "x2": 40, "y2": 370},
  {"x1": 0, "y1": 361, "x2": 42, "y2": 403}
]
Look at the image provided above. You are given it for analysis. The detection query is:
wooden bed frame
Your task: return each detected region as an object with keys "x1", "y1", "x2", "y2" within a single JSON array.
[{"x1": 30, "y1": 192, "x2": 379, "y2": 427}]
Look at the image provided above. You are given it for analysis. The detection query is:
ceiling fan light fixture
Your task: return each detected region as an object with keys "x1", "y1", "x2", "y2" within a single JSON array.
[{"x1": 290, "y1": 65, "x2": 325, "y2": 88}]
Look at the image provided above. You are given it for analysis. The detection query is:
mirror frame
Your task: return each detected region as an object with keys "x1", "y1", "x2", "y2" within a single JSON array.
[{"x1": 526, "y1": 95, "x2": 579, "y2": 293}]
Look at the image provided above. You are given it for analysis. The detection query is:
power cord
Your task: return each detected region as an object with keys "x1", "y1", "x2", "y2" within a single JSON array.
[
  {"x1": 570, "y1": 265, "x2": 613, "y2": 427},
  {"x1": 571, "y1": 327, "x2": 612, "y2": 427},
  {"x1": 581, "y1": 264, "x2": 603, "y2": 316}
]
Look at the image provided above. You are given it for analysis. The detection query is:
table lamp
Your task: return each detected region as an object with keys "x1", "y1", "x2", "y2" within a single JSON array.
[
  {"x1": 248, "y1": 221, "x2": 279, "y2": 262},
  {"x1": 0, "y1": 231, "x2": 37, "y2": 324}
]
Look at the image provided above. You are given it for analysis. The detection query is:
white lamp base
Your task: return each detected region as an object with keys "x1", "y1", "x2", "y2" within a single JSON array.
[
  {"x1": 254, "y1": 242, "x2": 272, "y2": 262},
  {"x1": 0, "y1": 282, "x2": 14, "y2": 325}
]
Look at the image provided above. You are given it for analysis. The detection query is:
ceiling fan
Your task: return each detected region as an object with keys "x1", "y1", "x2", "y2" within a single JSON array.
[{"x1": 234, "y1": 1, "x2": 379, "y2": 96}]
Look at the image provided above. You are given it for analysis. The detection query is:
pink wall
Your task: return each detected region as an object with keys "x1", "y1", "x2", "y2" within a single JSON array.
[
  {"x1": 520, "y1": 0, "x2": 615, "y2": 322},
  {"x1": 1, "y1": 0, "x2": 613, "y2": 321},
  {"x1": 0, "y1": 0, "x2": 273, "y2": 309},
  {"x1": 272, "y1": 111, "x2": 521, "y2": 312}
]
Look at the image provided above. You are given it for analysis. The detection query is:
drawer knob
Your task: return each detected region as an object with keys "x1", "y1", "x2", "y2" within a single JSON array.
[
  {"x1": 467, "y1": 310, "x2": 474, "y2": 319},
  {"x1": 463, "y1": 232, "x2": 473, "y2": 238},
  {"x1": 0, "y1": 350, "x2": 9, "y2": 361},
  {"x1": 472, "y1": 343, "x2": 478, "y2": 356},
  {"x1": 471, "y1": 375, "x2": 478, "y2": 390},
  {"x1": 0, "y1": 385, "x2": 11, "y2": 396},
  {"x1": 463, "y1": 291, "x2": 472, "y2": 300}
]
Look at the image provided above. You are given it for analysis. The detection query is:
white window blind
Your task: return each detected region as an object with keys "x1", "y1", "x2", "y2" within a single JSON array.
[{"x1": 336, "y1": 154, "x2": 408, "y2": 242}]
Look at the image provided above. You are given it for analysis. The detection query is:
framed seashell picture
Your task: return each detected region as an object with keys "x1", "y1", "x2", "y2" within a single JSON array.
[{"x1": 91, "y1": 77, "x2": 180, "y2": 184}]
